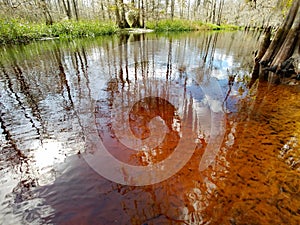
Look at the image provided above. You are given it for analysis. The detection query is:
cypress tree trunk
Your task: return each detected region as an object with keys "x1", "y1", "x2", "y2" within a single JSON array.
[
  {"x1": 40, "y1": 0, "x2": 53, "y2": 25},
  {"x1": 120, "y1": 0, "x2": 130, "y2": 28},
  {"x1": 114, "y1": 0, "x2": 121, "y2": 27},
  {"x1": 141, "y1": 0, "x2": 145, "y2": 27},
  {"x1": 170, "y1": 0, "x2": 175, "y2": 20},
  {"x1": 62, "y1": 0, "x2": 72, "y2": 20},
  {"x1": 254, "y1": 0, "x2": 300, "y2": 82},
  {"x1": 114, "y1": 0, "x2": 130, "y2": 28},
  {"x1": 131, "y1": 0, "x2": 142, "y2": 28},
  {"x1": 271, "y1": 10, "x2": 300, "y2": 67},
  {"x1": 249, "y1": 27, "x2": 272, "y2": 86},
  {"x1": 260, "y1": 0, "x2": 299, "y2": 65}
]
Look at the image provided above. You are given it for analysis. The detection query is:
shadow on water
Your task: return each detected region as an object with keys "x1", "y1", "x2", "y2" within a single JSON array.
[{"x1": 0, "y1": 31, "x2": 299, "y2": 224}]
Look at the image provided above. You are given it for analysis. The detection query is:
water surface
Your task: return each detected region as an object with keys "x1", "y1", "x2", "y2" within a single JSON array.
[{"x1": 0, "y1": 31, "x2": 299, "y2": 224}]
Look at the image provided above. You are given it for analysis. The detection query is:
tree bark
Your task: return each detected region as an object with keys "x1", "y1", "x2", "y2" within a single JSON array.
[
  {"x1": 250, "y1": 27, "x2": 271, "y2": 86},
  {"x1": 216, "y1": 0, "x2": 224, "y2": 26},
  {"x1": 210, "y1": 0, "x2": 217, "y2": 24},
  {"x1": 131, "y1": 0, "x2": 142, "y2": 28},
  {"x1": 72, "y1": 0, "x2": 79, "y2": 21},
  {"x1": 120, "y1": 0, "x2": 130, "y2": 28},
  {"x1": 40, "y1": 0, "x2": 53, "y2": 25},
  {"x1": 260, "y1": 0, "x2": 299, "y2": 65},
  {"x1": 100, "y1": 2, "x2": 106, "y2": 20},
  {"x1": 106, "y1": 0, "x2": 112, "y2": 20},
  {"x1": 61, "y1": 0, "x2": 72, "y2": 20},
  {"x1": 114, "y1": 0, "x2": 130, "y2": 28},
  {"x1": 170, "y1": 0, "x2": 175, "y2": 20},
  {"x1": 251, "y1": 0, "x2": 300, "y2": 82},
  {"x1": 271, "y1": 9, "x2": 300, "y2": 67},
  {"x1": 114, "y1": 0, "x2": 121, "y2": 27},
  {"x1": 165, "y1": 0, "x2": 169, "y2": 16},
  {"x1": 141, "y1": 0, "x2": 145, "y2": 27}
]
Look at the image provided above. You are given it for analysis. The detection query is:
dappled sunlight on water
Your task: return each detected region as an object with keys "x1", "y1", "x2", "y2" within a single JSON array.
[{"x1": 0, "y1": 31, "x2": 299, "y2": 224}]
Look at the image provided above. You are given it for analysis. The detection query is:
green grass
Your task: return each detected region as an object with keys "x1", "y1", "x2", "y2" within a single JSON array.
[
  {"x1": 0, "y1": 19, "x2": 118, "y2": 45},
  {"x1": 146, "y1": 19, "x2": 196, "y2": 32},
  {"x1": 50, "y1": 20, "x2": 117, "y2": 38},
  {"x1": 146, "y1": 19, "x2": 240, "y2": 32},
  {"x1": 0, "y1": 18, "x2": 241, "y2": 45}
]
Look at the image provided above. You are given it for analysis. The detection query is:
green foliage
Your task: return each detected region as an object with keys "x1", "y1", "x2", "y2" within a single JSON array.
[
  {"x1": 146, "y1": 19, "x2": 196, "y2": 32},
  {"x1": 204, "y1": 23, "x2": 240, "y2": 30},
  {"x1": 0, "y1": 18, "x2": 240, "y2": 45},
  {"x1": 0, "y1": 19, "x2": 44, "y2": 44},
  {"x1": 203, "y1": 23, "x2": 222, "y2": 30},
  {"x1": 146, "y1": 19, "x2": 240, "y2": 32},
  {"x1": 0, "y1": 19, "x2": 118, "y2": 45},
  {"x1": 49, "y1": 20, "x2": 117, "y2": 38}
]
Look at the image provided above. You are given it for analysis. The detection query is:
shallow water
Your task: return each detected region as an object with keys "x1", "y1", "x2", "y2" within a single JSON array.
[{"x1": 0, "y1": 31, "x2": 299, "y2": 224}]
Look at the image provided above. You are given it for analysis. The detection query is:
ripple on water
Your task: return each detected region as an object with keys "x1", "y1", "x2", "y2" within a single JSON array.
[{"x1": 0, "y1": 32, "x2": 299, "y2": 224}]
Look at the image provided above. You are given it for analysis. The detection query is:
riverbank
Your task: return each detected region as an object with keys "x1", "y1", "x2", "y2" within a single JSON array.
[
  {"x1": 0, "y1": 20, "x2": 117, "y2": 45},
  {"x1": 146, "y1": 19, "x2": 240, "y2": 32},
  {"x1": 0, "y1": 19, "x2": 241, "y2": 45}
]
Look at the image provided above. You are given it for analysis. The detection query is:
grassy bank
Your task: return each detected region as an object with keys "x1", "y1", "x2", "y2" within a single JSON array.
[
  {"x1": 0, "y1": 19, "x2": 117, "y2": 45},
  {"x1": 0, "y1": 19, "x2": 240, "y2": 45},
  {"x1": 146, "y1": 19, "x2": 240, "y2": 32}
]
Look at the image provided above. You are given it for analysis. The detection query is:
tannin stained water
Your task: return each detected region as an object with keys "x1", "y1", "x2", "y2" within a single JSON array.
[{"x1": 0, "y1": 31, "x2": 299, "y2": 224}]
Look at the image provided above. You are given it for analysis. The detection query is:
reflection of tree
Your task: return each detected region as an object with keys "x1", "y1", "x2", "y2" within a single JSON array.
[
  {"x1": 96, "y1": 36, "x2": 216, "y2": 224},
  {"x1": 0, "y1": 41, "x2": 93, "y2": 224},
  {"x1": 0, "y1": 63, "x2": 39, "y2": 224},
  {"x1": 0, "y1": 32, "x2": 269, "y2": 224},
  {"x1": 72, "y1": 46, "x2": 90, "y2": 102},
  {"x1": 201, "y1": 32, "x2": 219, "y2": 70},
  {"x1": 107, "y1": 32, "x2": 266, "y2": 224},
  {"x1": 54, "y1": 44, "x2": 87, "y2": 138},
  {"x1": 118, "y1": 34, "x2": 130, "y2": 84},
  {"x1": 0, "y1": 60, "x2": 43, "y2": 139},
  {"x1": 0, "y1": 102, "x2": 26, "y2": 162},
  {"x1": 166, "y1": 37, "x2": 173, "y2": 80},
  {"x1": 54, "y1": 47, "x2": 75, "y2": 110},
  {"x1": 0, "y1": 62, "x2": 49, "y2": 219},
  {"x1": 98, "y1": 34, "x2": 198, "y2": 166}
]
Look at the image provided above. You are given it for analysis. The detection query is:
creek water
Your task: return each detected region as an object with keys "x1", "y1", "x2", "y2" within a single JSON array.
[{"x1": 0, "y1": 31, "x2": 299, "y2": 225}]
